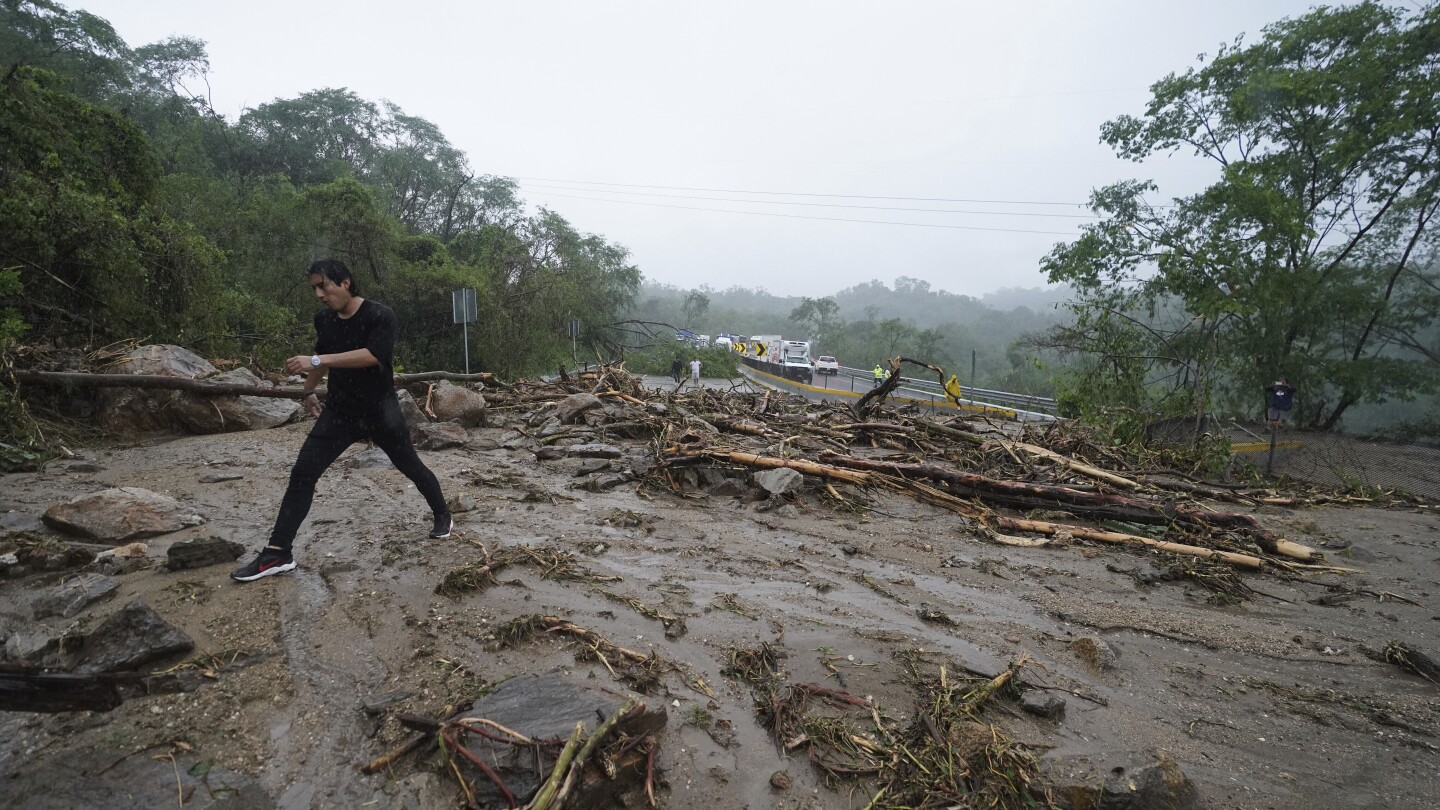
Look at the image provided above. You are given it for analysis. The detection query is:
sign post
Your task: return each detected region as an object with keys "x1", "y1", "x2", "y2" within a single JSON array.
[
  {"x1": 451, "y1": 288, "x2": 477, "y2": 374},
  {"x1": 567, "y1": 317, "x2": 579, "y2": 360}
]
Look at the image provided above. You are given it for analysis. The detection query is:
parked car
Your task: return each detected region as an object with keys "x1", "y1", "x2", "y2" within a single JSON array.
[{"x1": 814, "y1": 355, "x2": 839, "y2": 375}]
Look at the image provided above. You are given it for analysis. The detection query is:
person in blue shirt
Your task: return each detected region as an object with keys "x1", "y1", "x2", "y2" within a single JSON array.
[{"x1": 1266, "y1": 376, "x2": 1296, "y2": 426}]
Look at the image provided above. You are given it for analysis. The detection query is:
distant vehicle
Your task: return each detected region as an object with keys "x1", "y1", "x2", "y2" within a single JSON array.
[
  {"x1": 713, "y1": 336, "x2": 733, "y2": 349},
  {"x1": 814, "y1": 355, "x2": 839, "y2": 375},
  {"x1": 697, "y1": 334, "x2": 711, "y2": 348}
]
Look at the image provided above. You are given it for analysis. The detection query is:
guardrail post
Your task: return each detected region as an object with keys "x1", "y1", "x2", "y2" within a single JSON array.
[{"x1": 1265, "y1": 424, "x2": 1278, "y2": 476}]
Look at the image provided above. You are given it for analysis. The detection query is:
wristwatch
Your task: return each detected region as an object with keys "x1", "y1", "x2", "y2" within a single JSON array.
[{"x1": 310, "y1": 355, "x2": 321, "y2": 367}]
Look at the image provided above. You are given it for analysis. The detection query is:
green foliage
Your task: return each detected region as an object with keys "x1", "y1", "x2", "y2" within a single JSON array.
[
  {"x1": 621, "y1": 344, "x2": 738, "y2": 378},
  {"x1": 1043, "y1": 3, "x2": 1440, "y2": 431},
  {"x1": 0, "y1": 66, "x2": 226, "y2": 349}
]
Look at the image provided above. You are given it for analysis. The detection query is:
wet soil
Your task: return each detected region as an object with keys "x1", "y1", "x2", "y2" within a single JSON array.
[{"x1": 2, "y1": 383, "x2": 1438, "y2": 809}]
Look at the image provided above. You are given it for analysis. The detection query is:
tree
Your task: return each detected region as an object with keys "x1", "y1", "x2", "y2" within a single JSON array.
[
  {"x1": 1042, "y1": 2, "x2": 1440, "y2": 430},
  {"x1": 681, "y1": 290, "x2": 709, "y2": 328},
  {"x1": 789, "y1": 296, "x2": 839, "y2": 345},
  {"x1": 0, "y1": 66, "x2": 224, "y2": 348}
]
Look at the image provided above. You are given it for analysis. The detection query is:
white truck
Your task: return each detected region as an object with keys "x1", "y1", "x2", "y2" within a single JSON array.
[{"x1": 781, "y1": 340, "x2": 812, "y2": 372}]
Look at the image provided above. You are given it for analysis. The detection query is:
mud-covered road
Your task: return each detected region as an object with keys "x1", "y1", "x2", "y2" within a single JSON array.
[{"x1": 2, "y1": 383, "x2": 1438, "y2": 809}]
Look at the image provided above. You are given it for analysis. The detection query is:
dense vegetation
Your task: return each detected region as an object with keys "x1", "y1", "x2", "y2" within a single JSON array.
[
  {"x1": 0, "y1": 0, "x2": 639, "y2": 383},
  {"x1": 1041, "y1": 2, "x2": 1440, "y2": 437}
]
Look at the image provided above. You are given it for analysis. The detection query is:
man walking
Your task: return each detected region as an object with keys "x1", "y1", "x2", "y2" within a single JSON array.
[
  {"x1": 670, "y1": 355, "x2": 683, "y2": 384},
  {"x1": 689, "y1": 357, "x2": 702, "y2": 386},
  {"x1": 232, "y1": 259, "x2": 452, "y2": 582},
  {"x1": 873, "y1": 364, "x2": 886, "y2": 388}
]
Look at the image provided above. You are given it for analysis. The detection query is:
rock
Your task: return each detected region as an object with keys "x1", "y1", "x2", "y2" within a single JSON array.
[
  {"x1": 95, "y1": 346, "x2": 300, "y2": 435},
  {"x1": 69, "y1": 601, "x2": 194, "y2": 674},
  {"x1": 42, "y1": 487, "x2": 205, "y2": 542},
  {"x1": 566, "y1": 443, "x2": 623, "y2": 459},
  {"x1": 774, "y1": 504, "x2": 801, "y2": 519},
  {"x1": 350, "y1": 447, "x2": 395, "y2": 469},
  {"x1": 198, "y1": 473, "x2": 244, "y2": 484},
  {"x1": 91, "y1": 542, "x2": 150, "y2": 575},
  {"x1": 466, "y1": 436, "x2": 502, "y2": 452},
  {"x1": 65, "y1": 461, "x2": 104, "y2": 473},
  {"x1": 0, "y1": 511, "x2": 46, "y2": 538},
  {"x1": 166, "y1": 535, "x2": 245, "y2": 570},
  {"x1": 710, "y1": 479, "x2": 747, "y2": 497},
  {"x1": 0, "y1": 552, "x2": 17, "y2": 568},
  {"x1": 447, "y1": 494, "x2": 477, "y2": 514},
  {"x1": 413, "y1": 421, "x2": 468, "y2": 450},
  {"x1": 396, "y1": 389, "x2": 428, "y2": 427},
  {"x1": 4, "y1": 630, "x2": 55, "y2": 662},
  {"x1": 499, "y1": 431, "x2": 540, "y2": 452},
  {"x1": 627, "y1": 452, "x2": 657, "y2": 477},
  {"x1": 1020, "y1": 691, "x2": 1066, "y2": 719},
  {"x1": 1071, "y1": 635, "x2": 1120, "y2": 671},
  {"x1": 3, "y1": 756, "x2": 272, "y2": 810},
  {"x1": 429, "y1": 381, "x2": 488, "y2": 427},
  {"x1": 770, "y1": 770, "x2": 792, "y2": 790},
  {"x1": 575, "y1": 459, "x2": 612, "y2": 476},
  {"x1": 555, "y1": 392, "x2": 603, "y2": 424},
  {"x1": 645, "y1": 402, "x2": 669, "y2": 416},
  {"x1": 576, "y1": 474, "x2": 630, "y2": 492},
  {"x1": 753, "y1": 468, "x2": 803, "y2": 496},
  {"x1": 96, "y1": 344, "x2": 217, "y2": 434},
  {"x1": 460, "y1": 672, "x2": 666, "y2": 807},
  {"x1": 535, "y1": 446, "x2": 566, "y2": 461},
  {"x1": 1098, "y1": 750, "x2": 1202, "y2": 810},
  {"x1": 171, "y1": 367, "x2": 301, "y2": 433},
  {"x1": 33, "y1": 573, "x2": 121, "y2": 619}
]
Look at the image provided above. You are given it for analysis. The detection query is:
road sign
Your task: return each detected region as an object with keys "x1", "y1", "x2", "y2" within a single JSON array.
[{"x1": 451, "y1": 288, "x2": 477, "y2": 324}]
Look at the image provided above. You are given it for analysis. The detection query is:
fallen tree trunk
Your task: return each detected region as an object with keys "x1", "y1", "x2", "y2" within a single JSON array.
[
  {"x1": 991, "y1": 515, "x2": 1264, "y2": 569},
  {"x1": 914, "y1": 419, "x2": 1138, "y2": 490},
  {"x1": 818, "y1": 452, "x2": 1313, "y2": 560},
  {"x1": 12, "y1": 370, "x2": 316, "y2": 399},
  {"x1": 664, "y1": 448, "x2": 871, "y2": 485},
  {"x1": 0, "y1": 669, "x2": 128, "y2": 713},
  {"x1": 14, "y1": 369, "x2": 498, "y2": 400}
]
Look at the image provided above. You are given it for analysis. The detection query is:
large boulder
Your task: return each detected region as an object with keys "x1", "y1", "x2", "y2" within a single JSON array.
[
  {"x1": 413, "y1": 422, "x2": 468, "y2": 450},
  {"x1": 97, "y1": 345, "x2": 215, "y2": 433},
  {"x1": 171, "y1": 368, "x2": 300, "y2": 433},
  {"x1": 43, "y1": 487, "x2": 205, "y2": 542},
  {"x1": 555, "y1": 392, "x2": 603, "y2": 425},
  {"x1": 429, "y1": 381, "x2": 488, "y2": 427},
  {"x1": 97, "y1": 345, "x2": 299, "y2": 435}
]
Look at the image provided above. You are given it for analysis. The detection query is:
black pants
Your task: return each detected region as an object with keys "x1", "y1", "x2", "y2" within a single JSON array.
[{"x1": 267, "y1": 396, "x2": 448, "y2": 553}]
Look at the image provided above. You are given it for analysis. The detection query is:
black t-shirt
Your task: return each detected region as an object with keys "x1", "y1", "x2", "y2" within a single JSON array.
[{"x1": 314, "y1": 300, "x2": 398, "y2": 415}]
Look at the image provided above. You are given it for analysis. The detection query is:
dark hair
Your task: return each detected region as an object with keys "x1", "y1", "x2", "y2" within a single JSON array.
[{"x1": 308, "y1": 259, "x2": 357, "y2": 295}]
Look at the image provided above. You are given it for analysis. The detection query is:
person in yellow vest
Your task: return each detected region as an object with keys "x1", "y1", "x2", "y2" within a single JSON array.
[{"x1": 872, "y1": 364, "x2": 885, "y2": 388}]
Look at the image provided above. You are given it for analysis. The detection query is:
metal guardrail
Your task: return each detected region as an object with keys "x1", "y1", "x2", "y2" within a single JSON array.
[{"x1": 834, "y1": 366, "x2": 1059, "y2": 416}]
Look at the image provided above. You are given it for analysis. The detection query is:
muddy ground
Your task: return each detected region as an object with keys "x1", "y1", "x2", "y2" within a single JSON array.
[{"x1": 2, "y1": 380, "x2": 1438, "y2": 809}]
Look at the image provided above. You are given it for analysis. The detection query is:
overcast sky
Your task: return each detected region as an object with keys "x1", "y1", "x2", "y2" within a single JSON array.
[{"x1": 76, "y1": 0, "x2": 1343, "y2": 298}]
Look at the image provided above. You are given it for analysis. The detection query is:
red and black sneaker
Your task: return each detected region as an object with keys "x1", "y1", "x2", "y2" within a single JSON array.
[{"x1": 231, "y1": 548, "x2": 296, "y2": 582}]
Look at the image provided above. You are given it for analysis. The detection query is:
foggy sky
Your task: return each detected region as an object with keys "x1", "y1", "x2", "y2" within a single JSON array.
[{"x1": 76, "y1": 0, "x2": 1344, "y2": 298}]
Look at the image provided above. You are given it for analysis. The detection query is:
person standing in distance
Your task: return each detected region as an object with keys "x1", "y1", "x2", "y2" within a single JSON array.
[
  {"x1": 689, "y1": 356, "x2": 702, "y2": 386},
  {"x1": 1266, "y1": 376, "x2": 1296, "y2": 427},
  {"x1": 232, "y1": 259, "x2": 453, "y2": 582}
]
